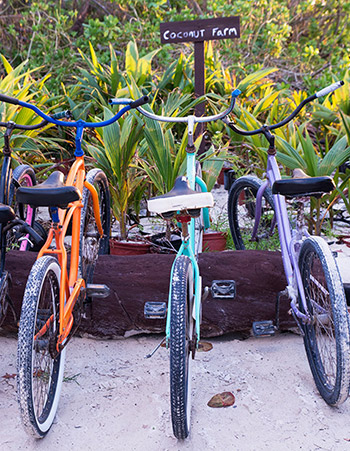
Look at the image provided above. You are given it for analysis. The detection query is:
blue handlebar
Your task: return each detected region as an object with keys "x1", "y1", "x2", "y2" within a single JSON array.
[{"x1": 17, "y1": 99, "x2": 131, "y2": 129}]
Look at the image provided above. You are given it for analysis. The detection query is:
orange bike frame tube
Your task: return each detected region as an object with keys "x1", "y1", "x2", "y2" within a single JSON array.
[
  {"x1": 34, "y1": 156, "x2": 105, "y2": 345},
  {"x1": 57, "y1": 278, "x2": 85, "y2": 347},
  {"x1": 84, "y1": 180, "x2": 103, "y2": 236},
  {"x1": 35, "y1": 157, "x2": 85, "y2": 337}
]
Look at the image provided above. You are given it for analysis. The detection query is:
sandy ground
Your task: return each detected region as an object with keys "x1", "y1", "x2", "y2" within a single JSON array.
[
  {"x1": 2, "y1": 186, "x2": 350, "y2": 450},
  {"x1": 2, "y1": 331, "x2": 350, "y2": 451}
]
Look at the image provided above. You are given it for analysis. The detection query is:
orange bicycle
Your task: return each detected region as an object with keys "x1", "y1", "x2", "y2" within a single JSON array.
[{"x1": 0, "y1": 93, "x2": 150, "y2": 438}]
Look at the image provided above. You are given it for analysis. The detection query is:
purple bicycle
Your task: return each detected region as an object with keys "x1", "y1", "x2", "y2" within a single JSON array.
[{"x1": 223, "y1": 81, "x2": 350, "y2": 406}]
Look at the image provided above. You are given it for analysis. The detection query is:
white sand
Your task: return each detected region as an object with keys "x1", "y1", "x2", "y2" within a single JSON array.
[{"x1": 1, "y1": 331, "x2": 350, "y2": 450}]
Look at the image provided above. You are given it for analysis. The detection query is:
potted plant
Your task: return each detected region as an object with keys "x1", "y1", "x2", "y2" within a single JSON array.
[
  {"x1": 86, "y1": 106, "x2": 150, "y2": 254},
  {"x1": 203, "y1": 211, "x2": 229, "y2": 252}
]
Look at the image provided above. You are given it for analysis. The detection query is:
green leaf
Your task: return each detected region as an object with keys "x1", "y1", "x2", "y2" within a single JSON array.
[
  {"x1": 125, "y1": 41, "x2": 138, "y2": 79},
  {"x1": 318, "y1": 136, "x2": 350, "y2": 176},
  {"x1": 237, "y1": 68, "x2": 278, "y2": 93},
  {"x1": 297, "y1": 128, "x2": 318, "y2": 176}
]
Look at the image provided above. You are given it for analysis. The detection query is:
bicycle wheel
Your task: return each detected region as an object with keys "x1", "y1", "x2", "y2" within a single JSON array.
[
  {"x1": 170, "y1": 256, "x2": 194, "y2": 439},
  {"x1": 17, "y1": 256, "x2": 65, "y2": 438},
  {"x1": 8, "y1": 165, "x2": 36, "y2": 251},
  {"x1": 299, "y1": 236, "x2": 350, "y2": 406},
  {"x1": 79, "y1": 169, "x2": 111, "y2": 283},
  {"x1": 228, "y1": 176, "x2": 279, "y2": 250}
]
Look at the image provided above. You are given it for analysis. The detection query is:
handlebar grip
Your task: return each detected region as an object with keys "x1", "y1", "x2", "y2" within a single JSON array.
[
  {"x1": 0, "y1": 93, "x2": 19, "y2": 105},
  {"x1": 232, "y1": 88, "x2": 241, "y2": 98},
  {"x1": 51, "y1": 110, "x2": 72, "y2": 120},
  {"x1": 129, "y1": 96, "x2": 149, "y2": 109},
  {"x1": 315, "y1": 80, "x2": 344, "y2": 98}
]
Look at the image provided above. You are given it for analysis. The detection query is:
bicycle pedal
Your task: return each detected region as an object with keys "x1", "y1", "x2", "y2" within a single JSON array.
[
  {"x1": 252, "y1": 320, "x2": 275, "y2": 337},
  {"x1": 85, "y1": 284, "x2": 110, "y2": 299},
  {"x1": 144, "y1": 301, "x2": 167, "y2": 319},
  {"x1": 210, "y1": 280, "x2": 236, "y2": 299}
]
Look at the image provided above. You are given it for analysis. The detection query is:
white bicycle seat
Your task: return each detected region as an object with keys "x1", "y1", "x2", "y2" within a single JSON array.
[{"x1": 147, "y1": 176, "x2": 214, "y2": 214}]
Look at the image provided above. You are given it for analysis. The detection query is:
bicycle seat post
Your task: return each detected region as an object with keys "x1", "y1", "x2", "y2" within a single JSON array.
[{"x1": 294, "y1": 198, "x2": 308, "y2": 237}]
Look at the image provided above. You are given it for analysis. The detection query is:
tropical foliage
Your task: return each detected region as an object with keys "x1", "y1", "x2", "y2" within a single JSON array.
[
  {"x1": 1, "y1": 1, "x2": 349, "y2": 95},
  {"x1": 0, "y1": 2, "x2": 349, "y2": 238},
  {"x1": 0, "y1": 54, "x2": 67, "y2": 172}
]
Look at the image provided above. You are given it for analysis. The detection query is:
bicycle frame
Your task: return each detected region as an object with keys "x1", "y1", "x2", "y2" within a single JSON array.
[
  {"x1": 222, "y1": 81, "x2": 346, "y2": 327},
  {"x1": 253, "y1": 151, "x2": 312, "y2": 324},
  {"x1": 134, "y1": 96, "x2": 237, "y2": 346},
  {"x1": 111, "y1": 91, "x2": 239, "y2": 346},
  {"x1": 0, "y1": 152, "x2": 12, "y2": 275},
  {"x1": 35, "y1": 155, "x2": 104, "y2": 348},
  {"x1": 12, "y1": 99, "x2": 137, "y2": 351},
  {"x1": 165, "y1": 147, "x2": 208, "y2": 345},
  {"x1": 0, "y1": 125, "x2": 36, "y2": 272}
]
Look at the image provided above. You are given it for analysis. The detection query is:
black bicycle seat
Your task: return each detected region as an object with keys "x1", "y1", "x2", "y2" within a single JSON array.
[
  {"x1": 272, "y1": 169, "x2": 335, "y2": 198},
  {"x1": 17, "y1": 171, "x2": 81, "y2": 208},
  {"x1": 0, "y1": 203, "x2": 15, "y2": 223}
]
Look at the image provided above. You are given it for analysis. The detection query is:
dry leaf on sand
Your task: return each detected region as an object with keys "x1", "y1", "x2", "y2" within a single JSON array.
[{"x1": 207, "y1": 392, "x2": 235, "y2": 408}]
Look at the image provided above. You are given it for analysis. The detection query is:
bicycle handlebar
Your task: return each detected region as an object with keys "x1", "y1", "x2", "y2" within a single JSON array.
[
  {"x1": 315, "y1": 80, "x2": 344, "y2": 98},
  {"x1": 223, "y1": 81, "x2": 344, "y2": 136},
  {"x1": 0, "y1": 93, "x2": 20, "y2": 105},
  {"x1": 109, "y1": 89, "x2": 241, "y2": 124},
  {"x1": 0, "y1": 93, "x2": 148, "y2": 129},
  {"x1": 0, "y1": 110, "x2": 72, "y2": 132}
]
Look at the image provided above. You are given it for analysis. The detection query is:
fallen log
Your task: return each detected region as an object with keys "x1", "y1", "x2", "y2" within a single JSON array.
[{"x1": 3, "y1": 250, "x2": 294, "y2": 337}]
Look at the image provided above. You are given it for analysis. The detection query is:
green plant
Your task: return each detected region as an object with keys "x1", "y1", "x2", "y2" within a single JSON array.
[
  {"x1": 136, "y1": 88, "x2": 202, "y2": 195},
  {"x1": 86, "y1": 107, "x2": 145, "y2": 240},
  {"x1": 0, "y1": 55, "x2": 68, "y2": 172}
]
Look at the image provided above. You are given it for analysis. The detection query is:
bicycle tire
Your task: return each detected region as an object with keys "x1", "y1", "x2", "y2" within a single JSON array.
[
  {"x1": 17, "y1": 256, "x2": 65, "y2": 438},
  {"x1": 79, "y1": 169, "x2": 111, "y2": 283},
  {"x1": 8, "y1": 165, "x2": 36, "y2": 251},
  {"x1": 0, "y1": 273, "x2": 12, "y2": 327},
  {"x1": 299, "y1": 236, "x2": 350, "y2": 406},
  {"x1": 228, "y1": 176, "x2": 279, "y2": 251},
  {"x1": 170, "y1": 255, "x2": 194, "y2": 439}
]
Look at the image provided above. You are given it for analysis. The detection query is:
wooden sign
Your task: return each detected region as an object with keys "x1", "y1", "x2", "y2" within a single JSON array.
[
  {"x1": 160, "y1": 17, "x2": 240, "y2": 44},
  {"x1": 160, "y1": 17, "x2": 240, "y2": 153}
]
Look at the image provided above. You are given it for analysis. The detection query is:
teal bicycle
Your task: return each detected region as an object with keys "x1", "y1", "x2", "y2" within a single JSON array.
[{"x1": 110, "y1": 91, "x2": 238, "y2": 439}]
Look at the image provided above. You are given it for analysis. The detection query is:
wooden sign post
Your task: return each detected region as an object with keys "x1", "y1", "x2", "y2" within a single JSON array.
[{"x1": 160, "y1": 17, "x2": 240, "y2": 151}]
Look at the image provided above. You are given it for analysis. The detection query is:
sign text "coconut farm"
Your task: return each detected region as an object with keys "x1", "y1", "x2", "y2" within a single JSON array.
[{"x1": 160, "y1": 17, "x2": 240, "y2": 44}]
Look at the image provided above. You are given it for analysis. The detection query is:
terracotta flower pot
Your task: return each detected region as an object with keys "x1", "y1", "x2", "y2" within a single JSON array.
[
  {"x1": 109, "y1": 238, "x2": 151, "y2": 255},
  {"x1": 217, "y1": 168, "x2": 235, "y2": 188},
  {"x1": 203, "y1": 231, "x2": 227, "y2": 252},
  {"x1": 217, "y1": 168, "x2": 226, "y2": 185}
]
